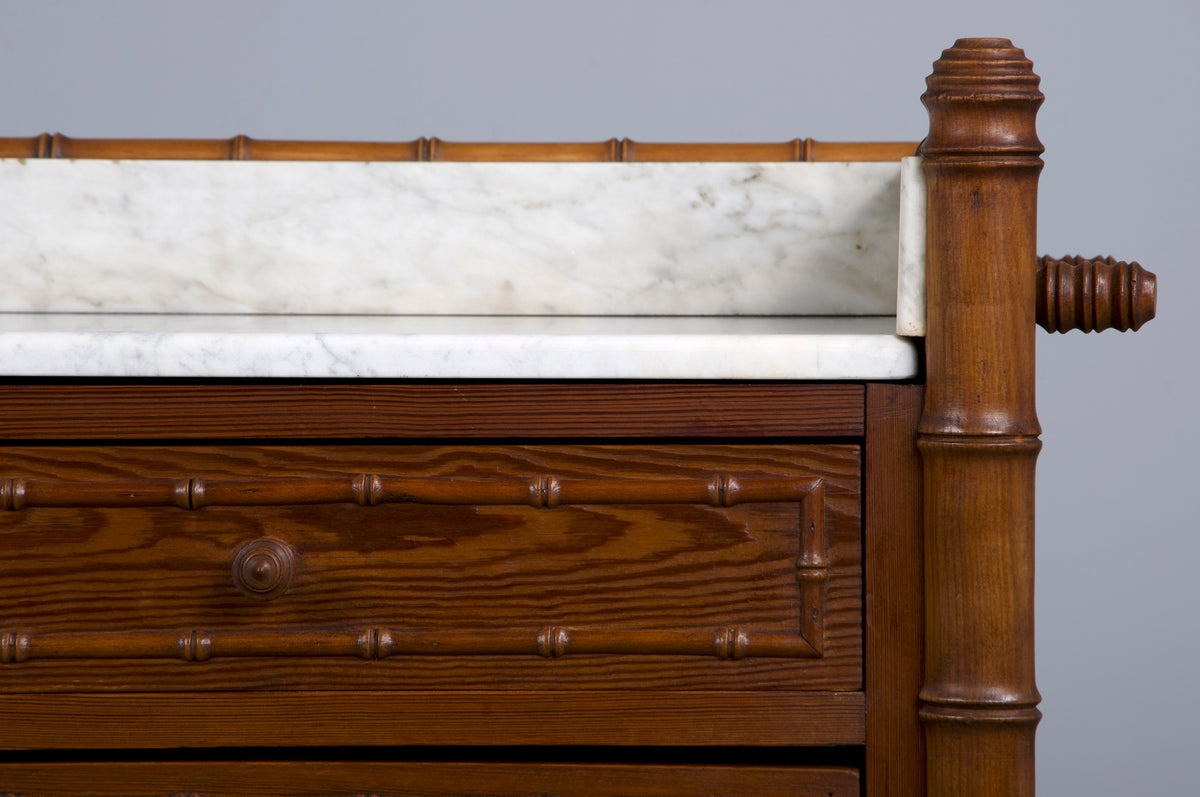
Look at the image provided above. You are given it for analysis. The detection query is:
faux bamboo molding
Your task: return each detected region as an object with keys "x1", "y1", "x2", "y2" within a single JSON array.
[
  {"x1": 917, "y1": 38, "x2": 1044, "y2": 797},
  {"x1": 0, "y1": 134, "x2": 916, "y2": 162},
  {"x1": 1037, "y1": 255, "x2": 1158, "y2": 332},
  {"x1": 1, "y1": 470, "x2": 829, "y2": 664},
  {"x1": 2, "y1": 472, "x2": 821, "y2": 510},
  {"x1": 0, "y1": 626, "x2": 822, "y2": 665}
]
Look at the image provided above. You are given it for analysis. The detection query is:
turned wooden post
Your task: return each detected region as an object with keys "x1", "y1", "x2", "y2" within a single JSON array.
[{"x1": 917, "y1": 39, "x2": 1044, "y2": 796}]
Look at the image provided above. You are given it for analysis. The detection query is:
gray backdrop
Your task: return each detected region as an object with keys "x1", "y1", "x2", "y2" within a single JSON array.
[{"x1": 3, "y1": 1, "x2": 1196, "y2": 793}]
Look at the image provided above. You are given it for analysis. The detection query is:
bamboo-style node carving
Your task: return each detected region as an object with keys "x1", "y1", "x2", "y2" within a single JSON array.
[
  {"x1": 175, "y1": 630, "x2": 212, "y2": 662},
  {"x1": 1037, "y1": 255, "x2": 1158, "y2": 332},
  {"x1": 795, "y1": 481, "x2": 828, "y2": 655},
  {"x1": 356, "y1": 628, "x2": 395, "y2": 660},
  {"x1": 714, "y1": 627, "x2": 750, "y2": 660},
  {"x1": 537, "y1": 626, "x2": 571, "y2": 658},
  {"x1": 352, "y1": 473, "x2": 384, "y2": 506},
  {"x1": 528, "y1": 475, "x2": 562, "y2": 508},
  {"x1": 794, "y1": 494, "x2": 829, "y2": 584},
  {"x1": 1, "y1": 478, "x2": 26, "y2": 511},
  {"x1": 232, "y1": 538, "x2": 297, "y2": 601},
  {"x1": 1, "y1": 631, "x2": 30, "y2": 663}
]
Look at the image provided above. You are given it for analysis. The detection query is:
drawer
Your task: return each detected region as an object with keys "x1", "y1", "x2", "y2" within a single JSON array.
[
  {"x1": 0, "y1": 761, "x2": 861, "y2": 796},
  {"x1": 0, "y1": 444, "x2": 860, "y2": 694}
]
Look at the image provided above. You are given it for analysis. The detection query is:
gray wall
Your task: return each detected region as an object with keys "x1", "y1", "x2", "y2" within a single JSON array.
[{"x1": 4, "y1": 1, "x2": 1196, "y2": 792}]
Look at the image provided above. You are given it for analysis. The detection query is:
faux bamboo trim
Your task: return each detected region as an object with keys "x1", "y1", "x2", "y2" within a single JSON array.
[
  {"x1": 2, "y1": 471, "x2": 829, "y2": 663},
  {"x1": 0, "y1": 626, "x2": 821, "y2": 664},
  {"x1": 0, "y1": 135, "x2": 917, "y2": 162},
  {"x1": 1, "y1": 473, "x2": 821, "y2": 510}
]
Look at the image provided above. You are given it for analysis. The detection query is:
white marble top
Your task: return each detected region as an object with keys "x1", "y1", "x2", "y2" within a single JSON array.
[
  {"x1": 0, "y1": 314, "x2": 919, "y2": 379},
  {"x1": 0, "y1": 158, "x2": 926, "y2": 379},
  {"x1": 1, "y1": 159, "x2": 906, "y2": 316}
]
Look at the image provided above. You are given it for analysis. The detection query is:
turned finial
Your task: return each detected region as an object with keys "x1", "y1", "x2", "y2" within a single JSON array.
[
  {"x1": 1037, "y1": 255, "x2": 1157, "y2": 332},
  {"x1": 919, "y1": 38, "x2": 1044, "y2": 158}
]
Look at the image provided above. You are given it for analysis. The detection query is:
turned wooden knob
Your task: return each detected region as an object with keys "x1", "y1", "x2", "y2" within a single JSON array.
[
  {"x1": 232, "y1": 538, "x2": 297, "y2": 601},
  {"x1": 1037, "y1": 255, "x2": 1157, "y2": 332}
]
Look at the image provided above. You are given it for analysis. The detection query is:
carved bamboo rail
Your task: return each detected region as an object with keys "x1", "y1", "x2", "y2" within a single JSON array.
[
  {"x1": 0, "y1": 626, "x2": 822, "y2": 665},
  {"x1": 918, "y1": 39, "x2": 1044, "y2": 796},
  {"x1": 0, "y1": 134, "x2": 917, "y2": 162},
  {"x1": 1, "y1": 473, "x2": 820, "y2": 510}
]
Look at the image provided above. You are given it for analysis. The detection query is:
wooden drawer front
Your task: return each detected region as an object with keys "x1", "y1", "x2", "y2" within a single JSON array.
[
  {"x1": 0, "y1": 444, "x2": 860, "y2": 692},
  {"x1": 0, "y1": 761, "x2": 861, "y2": 796}
]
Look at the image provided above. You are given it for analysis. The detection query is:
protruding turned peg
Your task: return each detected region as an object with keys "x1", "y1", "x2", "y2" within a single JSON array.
[
  {"x1": 1037, "y1": 255, "x2": 1157, "y2": 332},
  {"x1": 232, "y1": 538, "x2": 297, "y2": 601}
]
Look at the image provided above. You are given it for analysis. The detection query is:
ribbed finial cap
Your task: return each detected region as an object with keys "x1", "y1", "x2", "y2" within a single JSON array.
[{"x1": 919, "y1": 38, "x2": 1044, "y2": 156}]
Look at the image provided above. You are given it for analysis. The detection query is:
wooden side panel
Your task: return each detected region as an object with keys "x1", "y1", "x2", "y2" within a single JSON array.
[
  {"x1": 0, "y1": 761, "x2": 861, "y2": 796},
  {"x1": 865, "y1": 383, "x2": 925, "y2": 797},
  {"x1": 0, "y1": 382, "x2": 864, "y2": 440}
]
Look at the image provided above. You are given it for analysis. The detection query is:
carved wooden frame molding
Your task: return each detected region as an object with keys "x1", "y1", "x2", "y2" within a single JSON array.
[{"x1": 1, "y1": 472, "x2": 830, "y2": 664}]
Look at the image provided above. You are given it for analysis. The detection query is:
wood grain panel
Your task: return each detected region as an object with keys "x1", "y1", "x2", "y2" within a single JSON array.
[
  {"x1": 0, "y1": 761, "x2": 861, "y2": 796},
  {"x1": 0, "y1": 444, "x2": 860, "y2": 693},
  {"x1": 0, "y1": 691, "x2": 865, "y2": 749},
  {"x1": 0, "y1": 382, "x2": 864, "y2": 440}
]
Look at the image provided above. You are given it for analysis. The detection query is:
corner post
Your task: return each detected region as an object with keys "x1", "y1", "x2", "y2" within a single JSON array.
[{"x1": 917, "y1": 39, "x2": 1044, "y2": 795}]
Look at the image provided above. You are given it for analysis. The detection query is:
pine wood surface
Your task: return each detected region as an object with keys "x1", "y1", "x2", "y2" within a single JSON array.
[
  {"x1": 0, "y1": 690, "x2": 865, "y2": 749},
  {"x1": 0, "y1": 134, "x2": 916, "y2": 162},
  {"x1": 0, "y1": 761, "x2": 861, "y2": 796},
  {"x1": 0, "y1": 443, "x2": 861, "y2": 694},
  {"x1": 864, "y1": 384, "x2": 925, "y2": 797},
  {"x1": 917, "y1": 39, "x2": 1044, "y2": 796},
  {"x1": 0, "y1": 382, "x2": 865, "y2": 440}
]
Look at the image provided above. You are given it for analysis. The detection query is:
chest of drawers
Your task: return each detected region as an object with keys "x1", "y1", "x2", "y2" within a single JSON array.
[{"x1": 0, "y1": 382, "x2": 916, "y2": 795}]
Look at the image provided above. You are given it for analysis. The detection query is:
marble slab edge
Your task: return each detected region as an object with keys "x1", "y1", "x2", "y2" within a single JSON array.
[
  {"x1": 896, "y1": 156, "x2": 927, "y2": 336},
  {"x1": 0, "y1": 315, "x2": 919, "y2": 380}
]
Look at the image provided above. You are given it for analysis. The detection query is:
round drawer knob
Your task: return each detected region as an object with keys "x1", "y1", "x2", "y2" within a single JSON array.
[{"x1": 232, "y1": 538, "x2": 297, "y2": 601}]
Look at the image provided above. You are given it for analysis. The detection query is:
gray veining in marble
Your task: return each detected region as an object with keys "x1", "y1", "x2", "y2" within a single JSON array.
[{"x1": 1, "y1": 159, "x2": 905, "y2": 316}]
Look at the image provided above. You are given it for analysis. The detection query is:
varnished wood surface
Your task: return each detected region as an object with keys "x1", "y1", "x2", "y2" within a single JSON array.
[
  {"x1": 0, "y1": 691, "x2": 865, "y2": 749},
  {"x1": 864, "y1": 384, "x2": 925, "y2": 797},
  {"x1": 0, "y1": 133, "x2": 916, "y2": 162},
  {"x1": 1036, "y1": 254, "x2": 1158, "y2": 332},
  {"x1": 0, "y1": 444, "x2": 860, "y2": 693},
  {"x1": 917, "y1": 38, "x2": 1044, "y2": 796},
  {"x1": 0, "y1": 761, "x2": 861, "y2": 796},
  {"x1": 0, "y1": 382, "x2": 865, "y2": 440}
]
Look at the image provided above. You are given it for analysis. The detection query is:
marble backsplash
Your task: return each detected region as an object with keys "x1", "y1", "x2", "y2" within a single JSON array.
[{"x1": 2, "y1": 159, "x2": 907, "y2": 317}]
